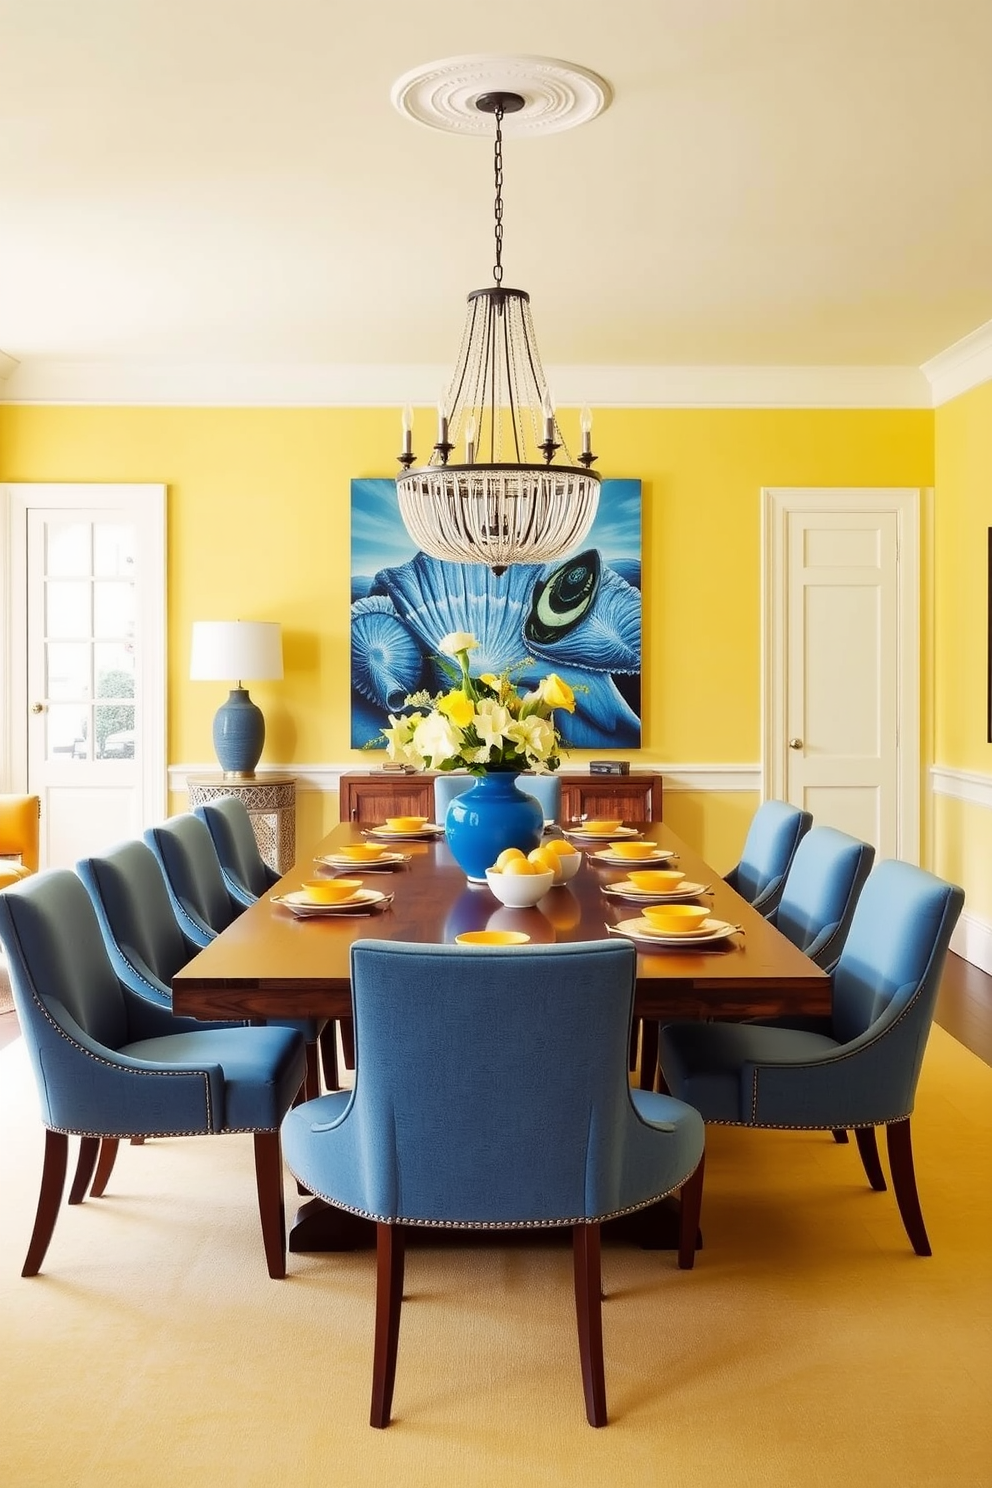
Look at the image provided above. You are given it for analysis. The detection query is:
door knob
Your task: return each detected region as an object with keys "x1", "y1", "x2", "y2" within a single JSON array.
[
  {"x1": 31, "y1": 702, "x2": 45, "y2": 714},
  {"x1": 788, "y1": 737, "x2": 803, "y2": 749}
]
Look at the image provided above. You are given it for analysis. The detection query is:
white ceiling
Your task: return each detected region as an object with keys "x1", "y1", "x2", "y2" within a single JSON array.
[{"x1": 2, "y1": 0, "x2": 992, "y2": 382}]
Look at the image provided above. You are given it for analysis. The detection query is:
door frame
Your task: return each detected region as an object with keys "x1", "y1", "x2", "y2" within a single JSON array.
[
  {"x1": 761, "y1": 486, "x2": 921, "y2": 863},
  {"x1": 1, "y1": 482, "x2": 168, "y2": 835}
]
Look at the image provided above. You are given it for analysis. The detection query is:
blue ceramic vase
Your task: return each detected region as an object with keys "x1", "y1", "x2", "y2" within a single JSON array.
[{"x1": 444, "y1": 772, "x2": 544, "y2": 882}]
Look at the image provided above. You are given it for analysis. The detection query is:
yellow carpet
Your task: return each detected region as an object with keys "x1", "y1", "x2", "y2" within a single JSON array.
[{"x1": 1, "y1": 1025, "x2": 990, "y2": 1488}]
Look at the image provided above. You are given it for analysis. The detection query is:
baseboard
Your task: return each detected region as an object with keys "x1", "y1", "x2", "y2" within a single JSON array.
[{"x1": 950, "y1": 910, "x2": 992, "y2": 977}]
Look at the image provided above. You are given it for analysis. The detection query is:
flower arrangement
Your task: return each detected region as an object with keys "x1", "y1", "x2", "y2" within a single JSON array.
[{"x1": 380, "y1": 631, "x2": 576, "y2": 775}]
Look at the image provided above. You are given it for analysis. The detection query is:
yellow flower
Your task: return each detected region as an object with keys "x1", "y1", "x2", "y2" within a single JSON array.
[
  {"x1": 479, "y1": 673, "x2": 500, "y2": 689},
  {"x1": 541, "y1": 674, "x2": 575, "y2": 713},
  {"x1": 438, "y1": 689, "x2": 475, "y2": 728}
]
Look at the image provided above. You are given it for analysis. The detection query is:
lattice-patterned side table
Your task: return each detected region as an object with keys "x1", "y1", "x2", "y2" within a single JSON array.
[{"x1": 186, "y1": 774, "x2": 296, "y2": 874}]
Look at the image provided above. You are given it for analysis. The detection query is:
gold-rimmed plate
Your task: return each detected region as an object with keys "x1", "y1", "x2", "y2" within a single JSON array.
[
  {"x1": 563, "y1": 824, "x2": 641, "y2": 841},
  {"x1": 367, "y1": 824, "x2": 445, "y2": 841},
  {"x1": 315, "y1": 850, "x2": 410, "y2": 872},
  {"x1": 591, "y1": 847, "x2": 676, "y2": 867},
  {"x1": 601, "y1": 879, "x2": 710, "y2": 903},
  {"x1": 272, "y1": 888, "x2": 392, "y2": 918},
  {"x1": 609, "y1": 916, "x2": 740, "y2": 947}
]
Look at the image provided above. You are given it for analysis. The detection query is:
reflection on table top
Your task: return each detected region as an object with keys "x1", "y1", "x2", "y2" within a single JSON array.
[{"x1": 172, "y1": 822, "x2": 829, "y2": 1027}]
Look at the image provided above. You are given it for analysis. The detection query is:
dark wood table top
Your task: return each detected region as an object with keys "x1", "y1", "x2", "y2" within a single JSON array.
[{"x1": 172, "y1": 822, "x2": 829, "y2": 1026}]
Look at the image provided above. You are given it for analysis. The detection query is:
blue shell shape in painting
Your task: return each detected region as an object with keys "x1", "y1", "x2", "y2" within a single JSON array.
[
  {"x1": 350, "y1": 595, "x2": 426, "y2": 712},
  {"x1": 354, "y1": 550, "x2": 641, "y2": 749}
]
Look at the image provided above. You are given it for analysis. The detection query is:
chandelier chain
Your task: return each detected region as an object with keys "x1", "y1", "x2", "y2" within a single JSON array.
[{"x1": 492, "y1": 103, "x2": 504, "y2": 286}]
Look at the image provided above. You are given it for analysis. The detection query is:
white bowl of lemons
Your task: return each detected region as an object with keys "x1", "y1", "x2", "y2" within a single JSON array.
[{"x1": 485, "y1": 847, "x2": 557, "y2": 907}]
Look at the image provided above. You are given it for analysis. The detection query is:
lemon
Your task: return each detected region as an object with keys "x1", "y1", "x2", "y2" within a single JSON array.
[
  {"x1": 494, "y1": 847, "x2": 526, "y2": 869},
  {"x1": 527, "y1": 848, "x2": 558, "y2": 876},
  {"x1": 544, "y1": 839, "x2": 578, "y2": 857},
  {"x1": 502, "y1": 858, "x2": 537, "y2": 876}
]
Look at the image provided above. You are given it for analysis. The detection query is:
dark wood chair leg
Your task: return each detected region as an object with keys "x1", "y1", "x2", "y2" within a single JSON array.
[
  {"x1": 854, "y1": 1126, "x2": 887, "y2": 1191},
  {"x1": 885, "y1": 1118, "x2": 932, "y2": 1256},
  {"x1": 252, "y1": 1130, "x2": 287, "y2": 1279},
  {"x1": 130, "y1": 1136, "x2": 145, "y2": 1145},
  {"x1": 340, "y1": 1017, "x2": 355, "y2": 1071},
  {"x1": 303, "y1": 1042, "x2": 320, "y2": 1103},
  {"x1": 23, "y1": 1129, "x2": 69, "y2": 1277},
  {"x1": 678, "y1": 1155, "x2": 705, "y2": 1270},
  {"x1": 572, "y1": 1223, "x2": 607, "y2": 1427},
  {"x1": 638, "y1": 1021, "x2": 659, "y2": 1091},
  {"x1": 68, "y1": 1135, "x2": 100, "y2": 1205},
  {"x1": 628, "y1": 1020, "x2": 639, "y2": 1071},
  {"x1": 371, "y1": 1222, "x2": 405, "y2": 1428},
  {"x1": 832, "y1": 1128, "x2": 849, "y2": 1143},
  {"x1": 319, "y1": 1023, "x2": 340, "y2": 1090},
  {"x1": 89, "y1": 1138, "x2": 119, "y2": 1198}
]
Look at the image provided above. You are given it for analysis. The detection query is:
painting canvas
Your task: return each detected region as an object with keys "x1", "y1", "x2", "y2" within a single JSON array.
[{"x1": 350, "y1": 477, "x2": 642, "y2": 751}]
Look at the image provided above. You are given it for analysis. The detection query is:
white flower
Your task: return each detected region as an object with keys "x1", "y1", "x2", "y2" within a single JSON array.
[
  {"x1": 382, "y1": 712, "x2": 425, "y2": 767},
  {"x1": 411, "y1": 711, "x2": 464, "y2": 769},
  {"x1": 507, "y1": 714, "x2": 556, "y2": 764},
  {"x1": 437, "y1": 631, "x2": 479, "y2": 657},
  {"x1": 473, "y1": 698, "x2": 513, "y2": 752}
]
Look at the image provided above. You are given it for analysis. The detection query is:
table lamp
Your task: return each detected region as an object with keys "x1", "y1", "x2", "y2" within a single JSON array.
[{"x1": 189, "y1": 620, "x2": 283, "y2": 778}]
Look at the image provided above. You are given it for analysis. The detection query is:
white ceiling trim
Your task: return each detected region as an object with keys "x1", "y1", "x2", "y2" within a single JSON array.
[
  {"x1": 0, "y1": 360, "x2": 931, "y2": 409},
  {"x1": 0, "y1": 350, "x2": 20, "y2": 381},
  {"x1": 921, "y1": 318, "x2": 992, "y2": 406}
]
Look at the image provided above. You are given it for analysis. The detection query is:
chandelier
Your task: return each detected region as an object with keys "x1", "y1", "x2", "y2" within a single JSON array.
[{"x1": 395, "y1": 89, "x2": 601, "y2": 575}]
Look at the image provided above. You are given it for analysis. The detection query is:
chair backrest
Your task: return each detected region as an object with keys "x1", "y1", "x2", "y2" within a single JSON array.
[
  {"x1": 772, "y1": 826, "x2": 874, "y2": 970},
  {"x1": 76, "y1": 839, "x2": 196, "y2": 1003},
  {"x1": 434, "y1": 773, "x2": 562, "y2": 824},
  {"x1": 830, "y1": 859, "x2": 963, "y2": 1100},
  {"x1": 341, "y1": 939, "x2": 672, "y2": 1224},
  {"x1": 0, "y1": 793, "x2": 41, "y2": 873},
  {"x1": 0, "y1": 871, "x2": 131, "y2": 1123},
  {"x1": 143, "y1": 813, "x2": 243, "y2": 939},
  {"x1": 727, "y1": 799, "x2": 813, "y2": 912},
  {"x1": 193, "y1": 796, "x2": 278, "y2": 900}
]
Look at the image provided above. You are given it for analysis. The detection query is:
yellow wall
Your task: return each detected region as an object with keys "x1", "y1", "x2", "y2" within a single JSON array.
[
  {"x1": 932, "y1": 379, "x2": 992, "y2": 919},
  {"x1": 0, "y1": 403, "x2": 934, "y2": 864}
]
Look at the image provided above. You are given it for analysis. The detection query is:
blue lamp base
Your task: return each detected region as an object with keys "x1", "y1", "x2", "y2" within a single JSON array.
[{"x1": 213, "y1": 688, "x2": 266, "y2": 777}]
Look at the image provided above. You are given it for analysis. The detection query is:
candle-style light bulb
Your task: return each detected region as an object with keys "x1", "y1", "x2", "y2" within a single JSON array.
[
  {"x1": 437, "y1": 394, "x2": 449, "y2": 447},
  {"x1": 580, "y1": 404, "x2": 593, "y2": 456},
  {"x1": 401, "y1": 404, "x2": 413, "y2": 456},
  {"x1": 542, "y1": 391, "x2": 555, "y2": 444},
  {"x1": 465, "y1": 415, "x2": 477, "y2": 465}
]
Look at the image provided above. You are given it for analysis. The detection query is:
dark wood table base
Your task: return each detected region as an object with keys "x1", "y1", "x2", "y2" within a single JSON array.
[{"x1": 289, "y1": 1196, "x2": 699, "y2": 1254}]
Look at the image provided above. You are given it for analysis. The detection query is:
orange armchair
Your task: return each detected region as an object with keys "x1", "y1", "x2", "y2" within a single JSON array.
[{"x1": 0, "y1": 795, "x2": 41, "y2": 889}]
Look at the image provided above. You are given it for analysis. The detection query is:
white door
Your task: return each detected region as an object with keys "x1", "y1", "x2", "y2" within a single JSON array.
[
  {"x1": 2, "y1": 484, "x2": 167, "y2": 867},
  {"x1": 762, "y1": 488, "x2": 920, "y2": 862}
]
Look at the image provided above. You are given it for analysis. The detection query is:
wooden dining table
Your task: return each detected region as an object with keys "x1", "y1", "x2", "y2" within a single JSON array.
[{"x1": 172, "y1": 819, "x2": 828, "y2": 1254}]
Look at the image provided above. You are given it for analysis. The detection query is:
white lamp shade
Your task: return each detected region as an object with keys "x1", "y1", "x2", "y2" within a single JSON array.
[{"x1": 190, "y1": 621, "x2": 283, "y2": 683}]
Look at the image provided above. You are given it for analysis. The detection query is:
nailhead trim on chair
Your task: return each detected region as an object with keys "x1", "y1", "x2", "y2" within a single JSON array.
[{"x1": 281, "y1": 1172, "x2": 691, "y2": 1228}]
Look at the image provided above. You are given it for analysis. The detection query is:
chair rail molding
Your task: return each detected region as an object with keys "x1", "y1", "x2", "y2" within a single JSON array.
[
  {"x1": 930, "y1": 764, "x2": 992, "y2": 810},
  {"x1": 169, "y1": 762, "x2": 762, "y2": 795}
]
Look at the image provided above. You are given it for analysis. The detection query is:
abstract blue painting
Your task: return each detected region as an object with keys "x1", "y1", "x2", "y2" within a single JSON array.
[{"x1": 350, "y1": 477, "x2": 642, "y2": 750}]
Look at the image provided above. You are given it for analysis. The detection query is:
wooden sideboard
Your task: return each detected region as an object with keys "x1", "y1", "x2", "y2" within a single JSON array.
[{"x1": 339, "y1": 770, "x2": 663, "y2": 825}]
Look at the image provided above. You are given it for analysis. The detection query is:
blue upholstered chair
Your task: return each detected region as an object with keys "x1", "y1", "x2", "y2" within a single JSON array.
[
  {"x1": 193, "y1": 795, "x2": 280, "y2": 908},
  {"x1": 659, "y1": 860, "x2": 964, "y2": 1255},
  {"x1": 144, "y1": 814, "x2": 331, "y2": 1099},
  {"x1": 769, "y1": 825, "x2": 875, "y2": 971},
  {"x1": 0, "y1": 870, "x2": 306, "y2": 1278},
  {"x1": 434, "y1": 772, "x2": 562, "y2": 825},
  {"x1": 282, "y1": 939, "x2": 706, "y2": 1428},
  {"x1": 724, "y1": 799, "x2": 813, "y2": 915}
]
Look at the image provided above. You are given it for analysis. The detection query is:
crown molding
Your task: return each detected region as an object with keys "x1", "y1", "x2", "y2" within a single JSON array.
[
  {"x1": 0, "y1": 359, "x2": 931, "y2": 409},
  {"x1": 921, "y1": 317, "x2": 992, "y2": 405}
]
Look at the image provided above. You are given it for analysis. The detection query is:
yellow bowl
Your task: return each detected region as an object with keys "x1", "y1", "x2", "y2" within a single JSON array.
[
  {"x1": 583, "y1": 820, "x2": 624, "y2": 835},
  {"x1": 641, "y1": 903, "x2": 710, "y2": 933},
  {"x1": 384, "y1": 816, "x2": 429, "y2": 833},
  {"x1": 334, "y1": 843, "x2": 390, "y2": 861},
  {"x1": 455, "y1": 929, "x2": 530, "y2": 946},
  {"x1": 627, "y1": 869, "x2": 685, "y2": 892},
  {"x1": 299, "y1": 878, "x2": 363, "y2": 905},
  {"x1": 608, "y1": 841, "x2": 659, "y2": 860}
]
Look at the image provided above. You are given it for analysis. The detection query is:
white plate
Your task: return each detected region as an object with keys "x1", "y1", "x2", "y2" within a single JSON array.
[
  {"x1": 367, "y1": 824, "x2": 445, "y2": 841},
  {"x1": 601, "y1": 879, "x2": 709, "y2": 903},
  {"x1": 591, "y1": 847, "x2": 676, "y2": 866},
  {"x1": 315, "y1": 851, "x2": 409, "y2": 871},
  {"x1": 610, "y1": 916, "x2": 739, "y2": 946},
  {"x1": 272, "y1": 888, "x2": 391, "y2": 917},
  {"x1": 564, "y1": 824, "x2": 641, "y2": 840}
]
